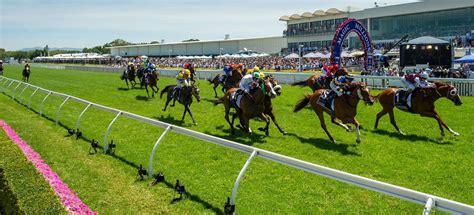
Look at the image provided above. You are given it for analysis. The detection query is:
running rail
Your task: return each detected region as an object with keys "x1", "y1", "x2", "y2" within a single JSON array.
[{"x1": 0, "y1": 76, "x2": 472, "y2": 214}]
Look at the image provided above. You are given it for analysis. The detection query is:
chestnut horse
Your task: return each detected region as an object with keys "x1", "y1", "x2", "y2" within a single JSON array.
[
  {"x1": 293, "y1": 82, "x2": 374, "y2": 143},
  {"x1": 215, "y1": 79, "x2": 277, "y2": 135},
  {"x1": 208, "y1": 64, "x2": 244, "y2": 98},
  {"x1": 260, "y1": 75, "x2": 286, "y2": 135},
  {"x1": 374, "y1": 82, "x2": 462, "y2": 136},
  {"x1": 292, "y1": 68, "x2": 350, "y2": 91}
]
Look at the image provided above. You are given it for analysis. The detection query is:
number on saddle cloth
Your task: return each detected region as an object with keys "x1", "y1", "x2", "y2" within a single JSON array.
[
  {"x1": 317, "y1": 90, "x2": 336, "y2": 115},
  {"x1": 395, "y1": 89, "x2": 413, "y2": 111}
]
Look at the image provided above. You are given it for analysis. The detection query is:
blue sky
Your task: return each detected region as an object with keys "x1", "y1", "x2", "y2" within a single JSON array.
[{"x1": 0, "y1": 0, "x2": 417, "y2": 50}]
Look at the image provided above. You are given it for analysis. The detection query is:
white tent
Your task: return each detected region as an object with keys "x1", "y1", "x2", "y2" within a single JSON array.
[
  {"x1": 284, "y1": 53, "x2": 300, "y2": 59},
  {"x1": 303, "y1": 52, "x2": 317, "y2": 58},
  {"x1": 341, "y1": 51, "x2": 352, "y2": 58},
  {"x1": 321, "y1": 53, "x2": 331, "y2": 59},
  {"x1": 350, "y1": 51, "x2": 365, "y2": 57}
]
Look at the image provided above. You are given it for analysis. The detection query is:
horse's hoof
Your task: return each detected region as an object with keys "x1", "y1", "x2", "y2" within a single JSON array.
[
  {"x1": 399, "y1": 131, "x2": 406, "y2": 136},
  {"x1": 330, "y1": 139, "x2": 336, "y2": 144},
  {"x1": 281, "y1": 131, "x2": 287, "y2": 135},
  {"x1": 441, "y1": 132, "x2": 445, "y2": 137},
  {"x1": 453, "y1": 132, "x2": 460, "y2": 136},
  {"x1": 194, "y1": 122, "x2": 198, "y2": 126},
  {"x1": 356, "y1": 139, "x2": 361, "y2": 144},
  {"x1": 265, "y1": 131, "x2": 269, "y2": 136}
]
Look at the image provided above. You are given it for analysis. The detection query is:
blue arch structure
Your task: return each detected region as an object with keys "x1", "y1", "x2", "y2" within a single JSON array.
[{"x1": 331, "y1": 18, "x2": 373, "y2": 70}]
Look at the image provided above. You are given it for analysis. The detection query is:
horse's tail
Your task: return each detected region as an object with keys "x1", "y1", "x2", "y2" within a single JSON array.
[
  {"x1": 293, "y1": 95, "x2": 311, "y2": 113},
  {"x1": 160, "y1": 85, "x2": 173, "y2": 99},
  {"x1": 207, "y1": 78, "x2": 214, "y2": 84},
  {"x1": 213, "y1": 97, "x2": 224, "y2": 106},
  {"x1": 292, "y1": 80, "x2": 307, "y2": 87}
]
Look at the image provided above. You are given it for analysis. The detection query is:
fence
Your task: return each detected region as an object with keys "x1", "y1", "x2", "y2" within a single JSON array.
[
  {"x1": 30, "y1": 64, "x2": 474, "y2": 96},
  {"x1": 0, "y1": 76, "x2": 473, "y2": 214}
]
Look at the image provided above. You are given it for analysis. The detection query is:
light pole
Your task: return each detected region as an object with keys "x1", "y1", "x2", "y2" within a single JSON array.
[
  {"x1": 169, "y1": 49, "x2": 173, "y2": 58},
  {"x1": 298, "y1": 45, "x2": 304, "y2": 72}
]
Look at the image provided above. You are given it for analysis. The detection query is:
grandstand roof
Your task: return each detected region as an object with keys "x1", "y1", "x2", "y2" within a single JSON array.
[{"x1": 281, "y1": 8, "x2": 348, "y2": 21}]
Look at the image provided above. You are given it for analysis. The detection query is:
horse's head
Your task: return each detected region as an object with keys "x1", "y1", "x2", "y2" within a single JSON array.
[
  {"x1": 261, "y1": 78, "x2": 278, "y2": 99},
  {"x1": 265, "y1": 75, "x2": 282, "y2": 96},
  {"x1": 352, "y1": 82, "x2": 374, "y2": 105},
  {"x1": 191, "y1": 84, "x2": 201, "y2": 102},
  {"x1": 434, "y1": 82, "x2": 462, "y2": 106},
  {"x1": 334, "y1": 68, "x2": 349, "y2": 77}
]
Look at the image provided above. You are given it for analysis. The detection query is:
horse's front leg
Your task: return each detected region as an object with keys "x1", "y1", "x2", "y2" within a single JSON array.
[
  {"x1": 420, "y1": 110, "x2": 459, "y2": 136},
  {"x1": 162, "y1": 94, "x2": 171, "y2": 111},
  {"x1": 125, "y1": 79, "x2": 130, "y2": 89},
  {"x1": 257, "y1": 113, "x2": 270, "y2": 136},
  {"x1": 185, "y1": 104, "x2": 197, "y2": 125},
  {"x1": 181, "y1": 105, "x2": 187, "y2": 121},
  {"x1": 145, "y1": 86, "x2": 150, "y2": 97},
  {"x1": 213, "y1": 85, "x2": 218, "y2": 98}
]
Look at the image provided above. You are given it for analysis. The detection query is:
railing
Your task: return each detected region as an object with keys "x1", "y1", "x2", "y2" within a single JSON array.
[
  {"x1": 29, "y1": 64, "x2": 474, "y2": 96},
  {"x1": 1, "y1": 76, "x2": 472, "y2": 214}
]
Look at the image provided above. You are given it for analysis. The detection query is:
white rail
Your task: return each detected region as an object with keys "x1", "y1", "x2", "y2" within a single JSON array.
[{"x1": 0, "y1": 76, "x2": 472, "y2": 214}]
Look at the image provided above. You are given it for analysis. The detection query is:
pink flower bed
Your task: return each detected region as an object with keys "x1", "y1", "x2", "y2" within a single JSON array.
[{"x1": 0, "y1": 120, "x2": 96, "y2": 214}]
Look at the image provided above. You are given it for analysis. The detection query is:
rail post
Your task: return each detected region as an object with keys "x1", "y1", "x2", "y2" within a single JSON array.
[
  {"x1": 39, "y1": 91, "x2": 52, "y2": 116},
  {"x1": 103, "y1": 111, "x2": 122, "y2": 153},
  {"x1": 28, "y1": 87, "x2": 39, "y2": 109},
  {"x1": 55, "y1": 96, "x2": 70, "y2": 125},
  {"x1": 12, "y1": 82, "x2": 22, "y2": 100},
  {"x1": 75, "y1": 103, "x2": 92, "y2": 130},
  {"x1": 147, "y1": 126, "x2": 172, "y2": 177},
  {"x1": 423, "y1": 197, "x2": 435, "y2": 215},
  {"x1": 227, "y1": 150, "x2": 258, "y2": 214}
]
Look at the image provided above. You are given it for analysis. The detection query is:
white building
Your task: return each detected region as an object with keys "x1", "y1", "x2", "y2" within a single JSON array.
[{"x1": 109, "y1": 36, "x2": 287, "y2": 57}]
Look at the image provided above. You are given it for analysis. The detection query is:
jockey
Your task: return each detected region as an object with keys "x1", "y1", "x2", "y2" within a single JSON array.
[
  {"x1": 401, "y1": 71, "x2": 431, "y2": 92},
  {"x1": 173, "y1": 69, "x2": 192, "y2": 99},
  {"x1": 259, "y1": 72, "x2": 265, "y2": 80},
  {"x1": 220, "y1": 65, "x2": 232, "y2": 84},
  {"x1": 330, "y1": 74, "x2": 354, "y2": 96},
  {"x1": 239, "y1": 72, "x2": 260, "y2": 94}
]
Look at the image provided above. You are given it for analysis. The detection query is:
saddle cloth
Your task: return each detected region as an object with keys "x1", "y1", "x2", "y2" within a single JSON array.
[
  {"x1": 317, "y1": 90, "x2": 335, "y2": 115},
  {"x1": 394, "y1": 89, "x2": 413, "y2": 111},
  {"x1": 231, "y1": 90, "x2": 244, "y2": 109}
]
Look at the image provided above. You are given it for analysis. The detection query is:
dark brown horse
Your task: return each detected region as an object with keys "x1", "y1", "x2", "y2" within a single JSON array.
[
  {"x1": 121, "y1": 64, "x2": 137, "y2": 89},
  {"x1": 143, "y1": 71, "x2": 159, "y2": 97},
  {"x1": 208, "y1": 65, "x2": 244, "y2": 98},
  {"x1": 294, "y1": 82, "x2": 374, "y2": 143},
  {"x1": 292, "y1": 68, "x2": 350, "y2": 91},
  {"x1": 160, "y1": 84, "x2": 201, "y2": 125},
  {"x1": 215, "y1": 79, "x2": 277, "y2": 135},
  {"x1": 374, "y1": 82, "x2": 462, "y2": 136},
  {"x1": 22, "y1": 65, "x2": 31, "y2": 82}
]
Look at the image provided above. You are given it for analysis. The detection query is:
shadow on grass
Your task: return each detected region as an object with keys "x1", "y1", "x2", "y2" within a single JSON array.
[
  {"x1": 117, "y1": 87, "x2": 130, "y2": 91},
  {"x1": 203, "y1": 125, "x2": 270, "y2": 146},
  {"x1": 154, "y1": 115, "x2": 185, "y2": 126},
  {"x1": 371, "y1": 129, "x2": 453, "y2": 145},
  {"x1": 202, "y1": 98, "x2": 219, "y2": 104},
  {"x1": 285, "y1": 132, "x2": 360, "y2": 156},
  {"x1": 135, "y1": 95, "x2": 150, "y2": 101},
  {"x1": 148, "y1": 179, "x2": 224, "y2": 214}
]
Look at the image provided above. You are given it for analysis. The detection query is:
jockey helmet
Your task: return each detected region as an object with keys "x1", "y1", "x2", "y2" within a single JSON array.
[
  {"x1": 328, "y1": 66, "x2": 334, "y2": 72},
  {"x1": 259, "y1": 72, "x2": 265, "y2": 80},
  {"x1": 184, "y1": 63, "x2": 191, "y2": 69},
  {"x1": 331, "y1": 64, "x2": 339, "y2": 71},
  {"x1": 420, "y1": 72, "x2": 429, "y2": 79},
  {"x1": 223, "y1": 65, "x2": 231, "y2": 73},
  {"x1": 252, "y1": 72, "x2": 260, "y2": 80},
  {"x1": 322, "y1": 65, "x2": 329, "y2": 71},
  {"x1": 253, "y1": 66, "x2": 260, "y2": 72},
  {"x1": 184, "y1": 69, "x2": 191, "y2": 76},
  {"x1": 178, "y1": 73, "x2": 184, "y2": 79},
  {"x1": 128, "y1": 62, "x2": 133, "y2": 66}
]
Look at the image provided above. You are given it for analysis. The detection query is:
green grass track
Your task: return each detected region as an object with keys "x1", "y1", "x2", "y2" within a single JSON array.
[{"x1": 0, "y1": 65, "x2": 472, "y2": 213}]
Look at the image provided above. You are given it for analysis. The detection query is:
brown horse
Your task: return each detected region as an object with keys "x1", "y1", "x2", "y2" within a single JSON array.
[
  {"x1": 160, "y1": 83, "x2": 201, "y2": 125},
  {"x1": 260, "y1": 75, "x2": 286, "y2": 135},
  {"x1": 293, "y1": 82, "x2": 374, "y2": 143},
  {"x1": 143, "y1": 71, "x2": 160, "y2": 97},
  {"x1": 292, "y1": 68, "x2": 350, "y2": 91},
  {"x1": 121, "y1": 64, "x2": 137, "y2": 89},
  {"x1": 374, "y1": 82, "x2": 462, "y2": 136},
  {"x1": 215, "y1": 79, "x2": 277, "y2": 135},
  {"x1": 208, "y1": 65, "x2": 244, "y2": 98}
]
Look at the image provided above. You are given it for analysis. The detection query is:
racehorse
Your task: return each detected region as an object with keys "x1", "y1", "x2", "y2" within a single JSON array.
[
  {"x1": 160, "y1": 83, "x2": 201, "y2": 125},
  {"x1": 293, "y1": 82, "x2": 374, "y2": 143},
  {"x1": 120, "y1": 64, "x2": 137, "y2": 89},
  {"x1": 143, "y1": 71, "x2": 160, "y2": 97},
  {"x1": 374, "y1": 81, "x2": 462, "y2": 136},
  {"x1": 208, "y1": 65, "x2": 244, "y2": 98},
  {"x1": 136, "y1": 67, "x2": 145, "y2": 88},
  {"x1": 214, "y1": 79, "x2": 277, "y2": 136},
  {"x1": 292, "y1": 68, "x2": 350, "y2": 91},
  {"x1": 260, "y1": 75, "x2": 286, "y2": 135},
  {"x1": 22, "y1": 65, "x2": 31, "y2": 82}
]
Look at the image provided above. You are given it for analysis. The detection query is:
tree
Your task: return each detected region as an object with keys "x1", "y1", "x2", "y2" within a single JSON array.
[
  {"x1": 150, "y1": 41, "x2": 160, "y2": 44},
  {"x1": 182, "y1": 39, "x2": 200, "y2": 42}
]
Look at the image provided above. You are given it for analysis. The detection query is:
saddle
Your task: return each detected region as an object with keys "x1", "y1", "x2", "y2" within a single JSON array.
[
  {"x1": 395, "y1": 89, "x2": 413, "y2": 111},
  {"x1": 231, "y1": 89, "x2": 244, "y2": 109},
  {"x1": 317, "y1": 90, "x2": 336, "y2": 115}
]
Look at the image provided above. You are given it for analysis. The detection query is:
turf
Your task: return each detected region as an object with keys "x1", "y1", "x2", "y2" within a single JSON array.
[
  {"x1": 0, "y1": 126, "x2": 66, "y2": 214},
  {"x1": 0, "y1": 65, "x2": 472, "y2": 213}
]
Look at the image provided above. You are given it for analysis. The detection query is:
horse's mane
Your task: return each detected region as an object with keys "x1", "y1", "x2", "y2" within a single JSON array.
[{"x1": 432, "y1": 81, "x2": 448, "y2": 88}]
